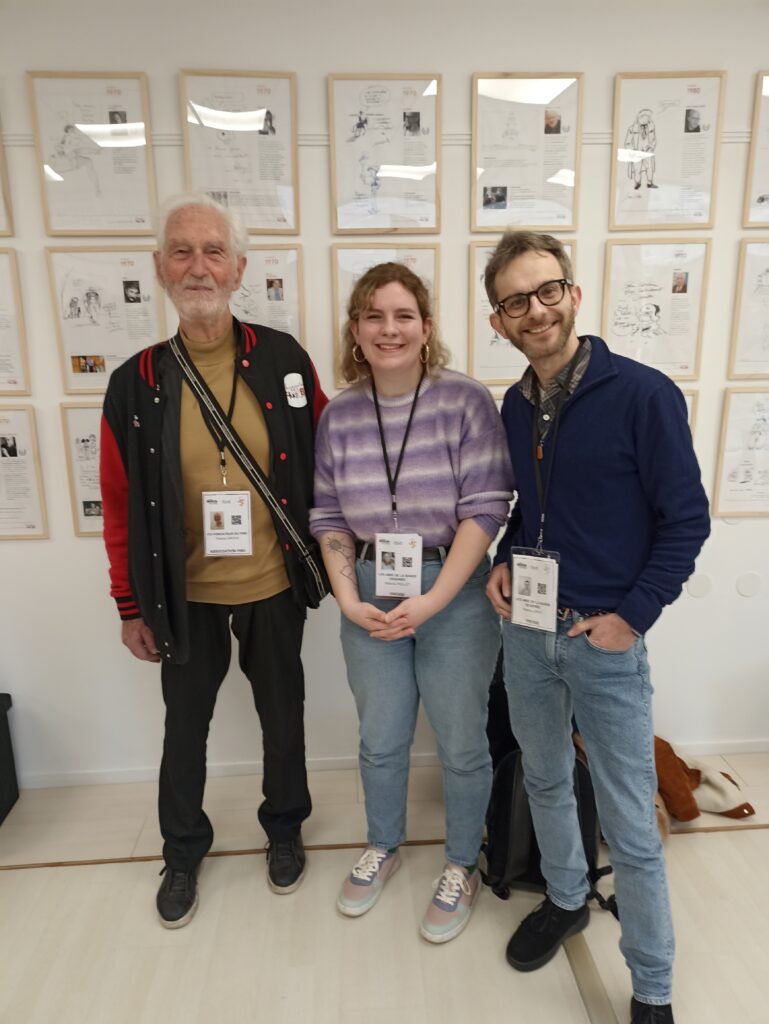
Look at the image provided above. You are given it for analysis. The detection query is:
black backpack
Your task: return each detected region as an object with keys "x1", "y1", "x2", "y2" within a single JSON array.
[{"x1": 481, "y1": 656, "x2": 618, "y2": 917}]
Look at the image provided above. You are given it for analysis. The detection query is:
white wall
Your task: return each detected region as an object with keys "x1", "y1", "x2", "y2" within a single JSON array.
[{"x1": 0, "y1": 0, "x2": 767, "y2": 787}]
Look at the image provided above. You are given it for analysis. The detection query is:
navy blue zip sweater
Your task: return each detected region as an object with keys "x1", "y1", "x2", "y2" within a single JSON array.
[{"x1": 495, "y1": 336, "x2": 710, "y2": 634}]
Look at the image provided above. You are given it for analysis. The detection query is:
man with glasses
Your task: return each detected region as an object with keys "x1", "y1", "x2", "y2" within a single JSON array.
[{"x1": 484, "y1": 232, "x2": 709, "y2": 1024}]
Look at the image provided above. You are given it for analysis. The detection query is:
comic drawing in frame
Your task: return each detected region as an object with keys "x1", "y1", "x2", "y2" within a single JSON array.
[
  {"x1": 328, "y1": 74, "x2": 441, "y2": 233},
  {"x1": 28, "y1": 71, "x2": 157, "y2": 235},
  {"x1": 610, "y1": 71, "x2": 725, "y2": 231},
  {"x1": 602, "y1": 239, "x2": 709, "y2": 380},
  {"x1": 181, "y1": 70, "x2": 299, "y2": 234},
  {"x1": 472, "y1": 73, "x2": 582, "y2": 232}
]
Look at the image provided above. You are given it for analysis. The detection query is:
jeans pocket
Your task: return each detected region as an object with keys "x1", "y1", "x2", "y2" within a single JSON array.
[{"x1": 582, "y1": 633, "x2": 637, "y2": 656}]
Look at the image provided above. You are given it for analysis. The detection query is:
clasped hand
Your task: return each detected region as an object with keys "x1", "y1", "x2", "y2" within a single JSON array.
[{"x1": 343, "y1": 593, "x2": 439, "y2": 641}]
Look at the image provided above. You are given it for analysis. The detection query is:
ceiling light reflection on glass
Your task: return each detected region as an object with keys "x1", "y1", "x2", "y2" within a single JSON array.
[
  {"x1": 186, "y1": 101, "x2": 267, "y2": 132},
  {"x1": 73, "y1": 122, "x2": 146, "y2": 148},
  {"x1": 478, "y1": 79, "x2": 576, "y2": 106}
]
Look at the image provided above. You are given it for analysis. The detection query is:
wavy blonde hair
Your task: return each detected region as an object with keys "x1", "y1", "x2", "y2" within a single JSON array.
[{"x1": 339, "y1": 262, "x2": 451, "y2": 385}]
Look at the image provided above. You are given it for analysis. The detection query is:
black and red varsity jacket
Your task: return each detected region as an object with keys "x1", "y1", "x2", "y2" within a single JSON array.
[{"x1": 100, "y1": 317, "x2": 328, "y2": 665}]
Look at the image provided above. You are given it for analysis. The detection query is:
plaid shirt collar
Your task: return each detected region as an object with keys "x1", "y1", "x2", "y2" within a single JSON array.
[{"x1": 516, "y1": 337, "x2": 592, "y2": 438}]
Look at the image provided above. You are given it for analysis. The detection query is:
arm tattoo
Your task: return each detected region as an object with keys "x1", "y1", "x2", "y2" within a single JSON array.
[{"x1": 324, "y1": 536, "x2": 356, "y2": 583}]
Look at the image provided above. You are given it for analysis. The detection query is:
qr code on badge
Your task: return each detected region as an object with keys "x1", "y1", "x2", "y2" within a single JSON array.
[
  {"x1": 402, "y1": 557, "x2": 412, "y2": 567},
  {"x1": 537, "y1": 582, "x2": 547, "y2": 595},
  {"x1": 231, "y1": 515, "x2": 242, "y2": 525}
]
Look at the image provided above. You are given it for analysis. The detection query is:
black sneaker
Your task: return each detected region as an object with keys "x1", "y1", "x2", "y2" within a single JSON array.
[
  {"x1": 506, "y1": 896, "x2": 589, "y2": 971},
  {"x1": 266, "y1": 836, "x2": 306, "y2": 894},
  {"x1": 631, "y1": 997, "x2": 675, "y2": 1023},
  {"x1": 156, "y1": 866, "x2": 198, "y2": 929}
]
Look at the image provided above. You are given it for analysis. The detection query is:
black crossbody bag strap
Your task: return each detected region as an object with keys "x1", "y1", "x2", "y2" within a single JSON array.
[{"x1": 168, "y1": 334, "x2": 327, "y2": 600}]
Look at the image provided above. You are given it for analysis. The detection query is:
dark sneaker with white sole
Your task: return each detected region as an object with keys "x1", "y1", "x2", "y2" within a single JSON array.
[
  {"x1": 266, "y1": 836, "x2": 306, "y2": 893},
  {"x1": 506, "y1": 896, "x2": 589, "y2": 971},
  {"x1": 156, "y1": 867, "x2": 198, "y2": 929}
]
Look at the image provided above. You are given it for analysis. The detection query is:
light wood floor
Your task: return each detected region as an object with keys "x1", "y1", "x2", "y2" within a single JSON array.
[{"x1": 0, "y1": 754, "x2": 767, "y2": 1024}]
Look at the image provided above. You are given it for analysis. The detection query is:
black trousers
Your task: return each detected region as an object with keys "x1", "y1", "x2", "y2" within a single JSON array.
[{"x1": 159, "y1": 591, "x2": 312, "y2": 870}]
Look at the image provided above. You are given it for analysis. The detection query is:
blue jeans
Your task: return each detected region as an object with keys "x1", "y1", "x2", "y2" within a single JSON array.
[
  {"x1": 502, "y1": 613, "x2": 674, "y2": 1006},
  {"x1": 340, "y1": 555, "x2": 499, "y2": 866}
]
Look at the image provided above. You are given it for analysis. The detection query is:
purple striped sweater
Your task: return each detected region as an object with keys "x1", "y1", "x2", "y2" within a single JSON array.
[{"x1": 310, "y1": 369, "x2": 515, "y2": 546}]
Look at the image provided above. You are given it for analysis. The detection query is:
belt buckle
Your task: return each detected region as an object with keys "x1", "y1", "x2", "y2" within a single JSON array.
[{"x1": 557, "y1": 607, "x2": 571, "y2": 621}]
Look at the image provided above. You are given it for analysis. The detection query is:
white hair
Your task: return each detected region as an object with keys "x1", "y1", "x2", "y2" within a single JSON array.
[{"x1": 153, "y1": 192, "x2": 249, "y2": 259}]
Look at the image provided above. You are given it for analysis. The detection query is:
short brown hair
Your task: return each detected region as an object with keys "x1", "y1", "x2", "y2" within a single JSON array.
[
  {"x1": 339, "y1": 262, "x2": 450, "y2": 384},
  {"x1": 484, "y1": 232, "x2": 574, "y2": 307}
]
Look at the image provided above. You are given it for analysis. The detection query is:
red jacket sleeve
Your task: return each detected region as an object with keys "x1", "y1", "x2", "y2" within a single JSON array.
[{"x1": 100, "y1": 413, "x2": 140, "y2": 620}]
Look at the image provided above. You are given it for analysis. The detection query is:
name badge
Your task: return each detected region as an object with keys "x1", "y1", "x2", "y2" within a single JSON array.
[
  {"x1": 509, "y1": 547, "x2": 560, "y2": 633},
  {"x1": 374, "y1": 532, "x2": 422, "y2": 598},
  {"x1": 202, "y1": 491, "x2": 253, "y2": 557}
]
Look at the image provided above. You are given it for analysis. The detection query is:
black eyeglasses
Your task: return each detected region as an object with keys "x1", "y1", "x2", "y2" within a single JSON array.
[{"x1": 495, "y1": 279, "x2": 572, "y2": 319}]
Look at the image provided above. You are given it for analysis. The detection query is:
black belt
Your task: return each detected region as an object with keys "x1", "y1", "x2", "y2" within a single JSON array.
[{"x1": 356, "y1": 541, "x2": 449, "y2": 562}]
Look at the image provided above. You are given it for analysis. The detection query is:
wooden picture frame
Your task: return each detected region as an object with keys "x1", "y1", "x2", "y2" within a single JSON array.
[
  {"x1": 744, "y1": 72, "x2": 769, "y2": 228},
  {"x1": 0, "y1": 404, "x2": 48, "y2": 539},
  {"x1": 180, "y1": 70, "x2": 299, "y2": 234},
  {"x1": 231, "y1": 244, "x2": 305, "y2": 345},
  {"x1": 0, "y1": 249, "x2": 31, "y2": 395},
  {"x1": 331, "y1": 243, "x2": 440, "y2": 385},
  {"x1": 728, "y1": 239, "x2": 769, "y2": 379},
  {"x1": 680, "y1": 388, "x2": 699, "y2": 436},
  {"x1": 609, "y1": 71, "x2": 725, "y2": 231},
  {"x1": 472, "y1": 73, "x2": 583, "y2": 232},
  {"x1": 713, "y1": 387, "x2": 769, "y2": 517},
  {"x1": 601, "y1": 238, "x2": 710, "y2": 380},
  {"x1": 46, "y1": 246, "x2": 166, "y2": 394},
  {"x1": 0, "y1": 116, "x2": 13, "y2": 237},
  {"x1": 28, "y1": 71, "x2": 157, "y2": 235},
  {"x1": 60, "y1": 403, "x2": 103, "y2": 537},
  {"x1": 328, "y1": 74, "x2": 441, "y2": 234}
]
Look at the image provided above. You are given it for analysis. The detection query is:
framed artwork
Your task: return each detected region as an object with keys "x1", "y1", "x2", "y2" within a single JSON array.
[
  {"x1": 680, "y1": 388, "x2": 699, "y2": 435},
  {"x1": 469, "y1": 239, "x2": 575, "y2": 386},
  {"x1": 180, "y1": 70, "x2": 299, "y2": 234},
  {"x1": 46, "y1": 247, "x2": 166, "y2": 394},
  {"x1": 744, "y1": 72, "x2": 769, "y2": 227},
  {"x1": 0, "y1": 405, "x2": 48, "y2": 539},
  {"x1": 609, "y1": 71, "x2": 725, "y2": 231},
  {"x1": 60, "y1": 403, "x2": 103, "y2": 536},
  {"x1": 331, "y1": 243, "x2": 439, "y2": 383},
  {"x1": 728, "y1": 239, "x2": 769, "y2": 378},
  {"x1": 0, "y1": 250, "x2": 31, "y2": 395},
  {"x1": 713, "y1": 387, "x2": 769, "y2": 517},
  {"x1": 602, "y1": 239, "x2": 710, "y2": 380},
  {"x1": 328, "y1": 74, "x2": 441, "y2": 233},
  {"x1": 0, "y1": 118, "x2": 12, "y2": 236},
  {"x1": 28, "y1": 71, "x2": 157, "y2": 235},
  {"x1": 472, "y1": 73, "x2": 583, "y2": 232},
  {"x1": 231, "y1": 245, "x2": 305, "y2": 345}
]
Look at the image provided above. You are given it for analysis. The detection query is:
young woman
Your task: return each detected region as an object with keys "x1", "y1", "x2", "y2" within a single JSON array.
[{"x1": 310, "y1": 263, "x2": 514, "y2": 943}]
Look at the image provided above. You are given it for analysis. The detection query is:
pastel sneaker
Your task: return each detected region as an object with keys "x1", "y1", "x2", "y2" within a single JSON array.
[
  {"x1": 420, "y1": 864, "x2": 480, "y2": 944},
  {"x1": 337, "y1": 847, "x2": 401, "y2": 917}
]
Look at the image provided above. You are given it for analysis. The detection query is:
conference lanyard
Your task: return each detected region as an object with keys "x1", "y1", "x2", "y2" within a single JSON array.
[
  {"x1": 371, "y1": 367, "x2": 426, "y2": 531},
  {"x1": 530, "y1": 342, "x2": 582, "y2": 551}
]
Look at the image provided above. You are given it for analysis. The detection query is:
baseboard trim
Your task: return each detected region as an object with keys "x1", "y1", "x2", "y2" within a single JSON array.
[{"x1": 17, "y1": 752, "x2": 443, "y2": 790}]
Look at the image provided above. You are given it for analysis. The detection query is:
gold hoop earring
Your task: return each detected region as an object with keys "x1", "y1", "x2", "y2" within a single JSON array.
[
  {"x1": 352, "y1": 344, "x2": 366, "y2": 364},
  {"x1": 420, "y1": 344, "x2": 429, "y2": 365}
]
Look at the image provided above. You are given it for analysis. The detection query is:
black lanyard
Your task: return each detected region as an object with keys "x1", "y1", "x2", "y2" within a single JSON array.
[
  {"x1": 371, "y1": 367, "x2": 426, "y2": 530},
  {"x1": 177, "y1": 332, "x2": 239, "y2": 486},
  {"x1": 530, "y1": 343, "x2": 582, "y2": 550}
]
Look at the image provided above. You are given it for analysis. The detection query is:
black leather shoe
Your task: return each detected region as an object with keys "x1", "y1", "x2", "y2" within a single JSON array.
[
  {"x1": 506, "y1": 896, "x2": 589, "y2": 971},
  {"x1": 266, "y1": 836, "x2": 306, "y2": 894},
  {"x1": 156, "y1": 866, "x2": 198, "y2": 928},
  {"x1": 631, "y1": 997, "x2": 674, "y2": 1023}
]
